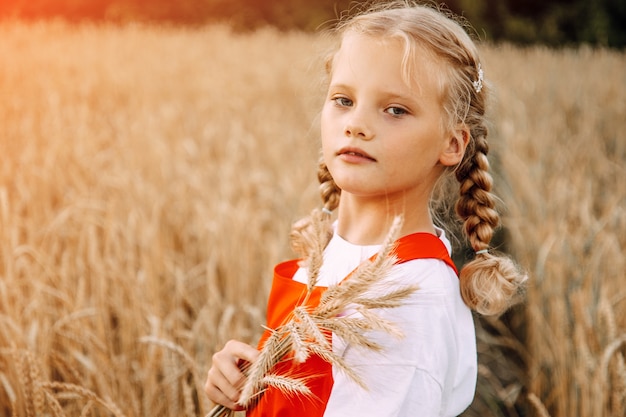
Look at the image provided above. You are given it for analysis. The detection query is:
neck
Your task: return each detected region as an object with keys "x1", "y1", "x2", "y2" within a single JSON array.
[{"x1": 335, "y1": 193, "x2": 436, "y2": 245}]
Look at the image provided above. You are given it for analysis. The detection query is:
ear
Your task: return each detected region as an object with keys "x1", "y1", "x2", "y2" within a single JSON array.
[{"x1": 439, "y1": 126, "x2": 470, "y2": 167}]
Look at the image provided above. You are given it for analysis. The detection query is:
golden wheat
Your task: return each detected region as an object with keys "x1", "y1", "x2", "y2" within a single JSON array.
[
  {"x1": 481, "y1": 43, "x2": 626, "y2": 416},
  {"x1": 0, "y1": 19, "x2": 624, "y2": 417}
]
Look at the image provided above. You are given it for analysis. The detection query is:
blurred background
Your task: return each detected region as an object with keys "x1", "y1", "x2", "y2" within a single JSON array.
[{"x1": 1, "y1": 0, "x2": 626, "y2": 47}]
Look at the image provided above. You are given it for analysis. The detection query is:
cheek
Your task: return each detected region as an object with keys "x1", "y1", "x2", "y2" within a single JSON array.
[
  {"x1": 385, "y1": 138, "x2": 439, "y2": 173},
  {"x1": 320, "y1": 104, "x2": 335, "y2": 133}
]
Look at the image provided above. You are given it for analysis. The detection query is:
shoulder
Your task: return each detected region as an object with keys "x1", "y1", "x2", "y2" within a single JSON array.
[
  {"x1": 387, "y1": 259, "x2": 473, "y2": 345},
  {"x1": 391, "y1": 257, "x2": 460, "y2": 297}
]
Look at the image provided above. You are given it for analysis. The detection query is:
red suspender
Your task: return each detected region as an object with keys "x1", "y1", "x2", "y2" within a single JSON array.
[{"x1": 393, "y1": 232, "x2": 458, "y2": 274}]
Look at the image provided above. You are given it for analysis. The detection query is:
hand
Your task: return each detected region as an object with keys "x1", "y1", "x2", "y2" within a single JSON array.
[{"x1": 204, "y1": 339, "x2": 260, "y2": 411}]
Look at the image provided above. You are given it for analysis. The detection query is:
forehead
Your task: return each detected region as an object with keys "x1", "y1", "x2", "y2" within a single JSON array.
[{"x1": 331, "y1": 31, "x2": 446, "y2": 99}]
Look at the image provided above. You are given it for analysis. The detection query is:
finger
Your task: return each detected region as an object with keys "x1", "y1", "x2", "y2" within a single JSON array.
[
  {"x1": 219, "y1": 340, "x2": 260, "y2": 388},
  {"x1": 207, "y1": 354, "x2": 244, "y2": 403},
  {"x1": 205, "y1": 340, "x2": 261, "y2": 410},
  {"x1": 224, "y1": 339, "x2": 261, "y2": 364},
  {"x1": 204, "y1": 372, "x2": 244, "y2": 411}
]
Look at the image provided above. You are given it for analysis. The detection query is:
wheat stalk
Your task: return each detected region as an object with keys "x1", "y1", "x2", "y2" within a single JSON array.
[
  {"x1": 39, "y1": 381, "x2": 127, "y2": 417},
  {"x1": 207, "y1": 215, "x2": 419, "y2": 417}
]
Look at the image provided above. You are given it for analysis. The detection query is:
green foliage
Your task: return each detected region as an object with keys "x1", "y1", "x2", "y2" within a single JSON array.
[
  {"x1": 0, "y1": 0, "x2": 623, "y2": 45},
  {"x1": 461, "y1": 0, "x2": 626, "y2": 47}
]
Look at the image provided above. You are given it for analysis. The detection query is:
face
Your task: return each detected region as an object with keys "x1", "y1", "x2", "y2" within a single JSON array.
[{"x1": 321, "y1": 32, "x2": 465, "y2": 204}]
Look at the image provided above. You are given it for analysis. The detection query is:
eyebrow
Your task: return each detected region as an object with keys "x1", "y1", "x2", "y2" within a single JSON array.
[
  {"x1": 329, "y1": 83, "x2": 417, "y2": 99},
  {"x1": 326, "y1": 83, "x2": 352, "y2": 92}
]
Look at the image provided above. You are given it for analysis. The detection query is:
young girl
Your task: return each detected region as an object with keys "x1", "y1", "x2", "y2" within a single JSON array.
[{"x1": 205, "y1": 2, "x2": 525, "y2": 416}]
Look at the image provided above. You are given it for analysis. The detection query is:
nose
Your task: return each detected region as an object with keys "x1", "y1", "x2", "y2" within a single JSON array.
[{"x1": 344, "y1": 112, "x2": 373, "y2": 140}]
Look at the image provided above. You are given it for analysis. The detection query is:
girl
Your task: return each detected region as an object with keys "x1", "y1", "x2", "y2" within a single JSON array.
[{"x1": 205, "y1": 1, "x2": 526, "y2": 416}]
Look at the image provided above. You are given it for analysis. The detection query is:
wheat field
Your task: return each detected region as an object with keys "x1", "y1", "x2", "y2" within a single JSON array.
[{"x1": 0, "y1": 21, "x2": 624, "y2": 417}]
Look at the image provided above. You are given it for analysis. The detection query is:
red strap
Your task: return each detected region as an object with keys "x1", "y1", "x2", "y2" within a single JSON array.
[{"x1": 393, "y1": 232, "x2": 458, "y2": 274}]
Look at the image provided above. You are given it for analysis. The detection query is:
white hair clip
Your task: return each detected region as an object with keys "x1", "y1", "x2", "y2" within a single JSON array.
[{"x1": 473, "y1": 63, "x2": 484, "y2": 93}]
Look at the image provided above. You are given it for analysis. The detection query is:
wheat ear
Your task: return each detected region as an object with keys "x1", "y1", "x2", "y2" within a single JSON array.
[{"x1": 208, "y1": 215, "x2": 419, "y2": 417}]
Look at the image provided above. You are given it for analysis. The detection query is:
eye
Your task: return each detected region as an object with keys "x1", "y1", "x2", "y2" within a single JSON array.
[
  {"x1": 333, "y1": 96, "x2": 353, "y2": 107},
  {"x1": 385, "y1": 106, "x2": 408, "y2": 116}
]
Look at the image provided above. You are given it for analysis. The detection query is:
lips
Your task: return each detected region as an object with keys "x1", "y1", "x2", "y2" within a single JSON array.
[{"x1": 337, "y1": 147, "x2": 377, "y2": 162}]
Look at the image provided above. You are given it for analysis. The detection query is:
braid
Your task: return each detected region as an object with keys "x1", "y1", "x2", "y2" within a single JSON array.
[
  {"x1": 455, "y1": 124, "x2": 526, "y2": 316},
  {"x1": 317, "y1": 159, "x2": 341, "y2": 213},
  {"x1": 289, "y1": 157, "x2": 341, "y2": 260},
  {"x1": 455, "y1": 127, "x2": 499, "y2": 251}
]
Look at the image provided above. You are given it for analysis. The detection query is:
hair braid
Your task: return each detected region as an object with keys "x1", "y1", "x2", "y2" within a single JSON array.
[
  {"x1": 317, "y1": 159, "x2": 341, "y2": 213},
  {"x1": 455, "y1": 128, "x2": 499, "y2": 251},
  {"x1": 289, "y1": 157, "x2": 341, "y2": 260},
  {"x1": 455, "y1": 124, "x2": 526, "y2": 316}
]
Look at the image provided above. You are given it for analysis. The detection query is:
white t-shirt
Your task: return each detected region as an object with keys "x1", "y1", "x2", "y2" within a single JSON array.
[{"x1": 292, "y1": 228, "x2": 477, "y2": 417}]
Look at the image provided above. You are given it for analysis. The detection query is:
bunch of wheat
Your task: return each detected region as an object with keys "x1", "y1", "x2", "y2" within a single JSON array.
[{"x1": 208, "y1": 214, "x2": 419, "y2": 416}]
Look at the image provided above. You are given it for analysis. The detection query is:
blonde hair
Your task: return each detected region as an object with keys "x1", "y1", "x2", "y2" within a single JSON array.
[{"x1": 291, "y1": 1, "x2": 526, "y2": 316}]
